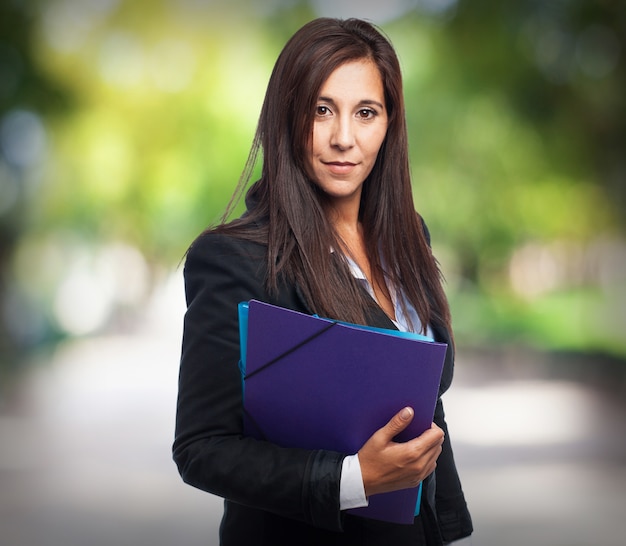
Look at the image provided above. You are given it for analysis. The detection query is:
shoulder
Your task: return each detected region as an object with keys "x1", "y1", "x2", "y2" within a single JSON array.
[
  {"x1": 186, "y1": 229, "x2": 267, "y2": 264},
  {"x1": 183, "y1": 230, "x2": 269, "y2": 289},
  {"x1": 182, "y1": 230, "x2": 271, "y2": 305}
]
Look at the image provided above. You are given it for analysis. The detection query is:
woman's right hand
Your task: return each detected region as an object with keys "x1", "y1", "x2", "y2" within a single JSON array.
[{"x1": 357, "y1": 407, "x2": 444, "y2": 497}]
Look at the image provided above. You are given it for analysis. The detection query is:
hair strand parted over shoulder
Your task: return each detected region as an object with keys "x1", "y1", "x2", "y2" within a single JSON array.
[{"x1": 212, "y1": 17, "x2": 452, "y2": 338}]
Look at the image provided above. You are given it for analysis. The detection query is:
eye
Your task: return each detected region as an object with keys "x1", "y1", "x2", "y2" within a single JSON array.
[
  {"x1": 357, "y1": 108, "x2": 376, "y2": 120},
  {"x1": 316, "y1": 105, "x2": 331, "y2": 116}
]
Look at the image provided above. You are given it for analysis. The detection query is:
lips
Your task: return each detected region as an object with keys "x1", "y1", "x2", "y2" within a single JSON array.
[{"x1": 324, "y1": 161, "x2": 357, "y2": 175}]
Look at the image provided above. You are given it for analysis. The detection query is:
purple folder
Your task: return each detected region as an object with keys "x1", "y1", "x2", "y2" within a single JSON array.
[{"x1": 240, "y1": 300, "x2": 447, "y2": 524}]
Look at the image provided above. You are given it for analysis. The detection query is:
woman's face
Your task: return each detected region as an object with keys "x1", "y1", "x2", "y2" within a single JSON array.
[{"x1": 305, "y1": 59, "x2": 388, "y2": 209}]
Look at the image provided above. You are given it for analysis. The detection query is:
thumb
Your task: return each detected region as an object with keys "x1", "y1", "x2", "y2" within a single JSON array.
[{"x1": 381, "y1": 406, "x2": 414, "y2": 439}]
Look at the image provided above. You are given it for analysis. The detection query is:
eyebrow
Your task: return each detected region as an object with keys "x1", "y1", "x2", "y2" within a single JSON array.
[{"x1": 318, "y1": 96, "x2": 385, "y2": 110}]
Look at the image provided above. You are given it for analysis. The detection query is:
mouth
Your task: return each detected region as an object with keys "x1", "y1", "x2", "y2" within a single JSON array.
[
  {"x1": 323, "y1": 161, "x2": 357, "y2": 175},
  {"x1": 324, "y1": 161, "x2": 356, "y2": 167}
]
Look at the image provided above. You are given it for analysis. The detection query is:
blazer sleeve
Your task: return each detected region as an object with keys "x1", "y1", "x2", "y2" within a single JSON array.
[
  {"x1": 432, "y1": 333, "x2": 474, "y2": 542},
  {"x1": 433, "y1": 399, "x2": 474, "y2": 542},
  {"x1": 172, "y1": 232, "x2": 345, "y2": 531}
]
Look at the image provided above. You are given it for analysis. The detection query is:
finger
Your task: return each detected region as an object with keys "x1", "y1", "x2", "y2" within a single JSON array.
[
  {"x1": 380, "y1": 406, "x2": 414, "y2": 440},
  {"x1": 429, "y1": 422, "x2": 445, "y2": 444},
  {"x1": 430, "y1": 422, "x2": 444, "y2": 436},
  {"x1": 404, "y1": 424, "x2": 444, "y2": 453}
]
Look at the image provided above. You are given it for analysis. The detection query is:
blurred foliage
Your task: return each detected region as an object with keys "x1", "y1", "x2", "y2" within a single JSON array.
[
  {"x1": 384, "y1": 1, "x2": 626, "y2": 357},
  {"x1": 0, "y1": 0, "x2": 625, "y2": 372},
  {"x1": 0, "y1": 0, "x2": 74, "y2": 371}
]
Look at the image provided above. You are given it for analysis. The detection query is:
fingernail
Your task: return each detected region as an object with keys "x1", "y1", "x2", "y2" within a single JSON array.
[{"x1": 400, "y1": 407, "x2": 412, "y2": 420}]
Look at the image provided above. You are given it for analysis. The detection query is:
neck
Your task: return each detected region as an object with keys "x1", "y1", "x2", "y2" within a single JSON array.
[
  {"x1": 325, "y1": 200, "x2": 360, "y2": 235},
  {"x1": 331, "y1": 214, "x2": 362, "y2": 253}
]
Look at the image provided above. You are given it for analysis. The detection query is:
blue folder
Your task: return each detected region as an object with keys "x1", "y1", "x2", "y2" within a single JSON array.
[{"x1": 238, "y1": 300, "x2": 446, "y2": 524}]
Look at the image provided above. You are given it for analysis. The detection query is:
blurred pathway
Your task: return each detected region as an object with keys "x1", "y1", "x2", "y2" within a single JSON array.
[
  {"x1": 445, "y1": 349, "x2": 626, "y2": 546},
  {"x1": 1, "y1": 274, "x2": 625, "y2": 545}
]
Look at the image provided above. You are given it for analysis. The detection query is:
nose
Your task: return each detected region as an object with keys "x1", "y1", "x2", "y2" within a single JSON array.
[{"x1": 330, "y1": 115, "x2": 355, "y2": 150}]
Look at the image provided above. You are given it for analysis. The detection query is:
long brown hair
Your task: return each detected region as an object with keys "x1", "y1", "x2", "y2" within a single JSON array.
[{"x1": 213, "y1": 17, "x2": 451, "y2": 336}]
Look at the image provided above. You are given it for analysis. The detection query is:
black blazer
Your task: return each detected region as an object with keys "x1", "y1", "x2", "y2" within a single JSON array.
[{"x1": 173, "y1": 231, "x2": 472, "y2": 545}]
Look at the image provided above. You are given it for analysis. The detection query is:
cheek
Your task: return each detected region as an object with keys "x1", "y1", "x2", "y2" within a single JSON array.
[{"x1": 369, "y1": 131, "x2": 387, "y2": 158}]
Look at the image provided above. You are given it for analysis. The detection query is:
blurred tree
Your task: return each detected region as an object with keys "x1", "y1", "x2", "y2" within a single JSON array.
[
  {"x1": 1, "y1": 0, "x2": 624, "y2": 373},
  {"x1": 445, "y1": 0, "x2": 625, "y2": 225},
  {"x1": 0, "y1": 0, "x2": 72, "y2": 374},
  {"x1": 5, "y1": 0, "x2": 317, "y2": 348},
  {"x1": 393, "y1": 0, "x2": 624, "y2": 270},
  {"x1": 385, "y1": 0, "x2": 625, "y2": 354}
]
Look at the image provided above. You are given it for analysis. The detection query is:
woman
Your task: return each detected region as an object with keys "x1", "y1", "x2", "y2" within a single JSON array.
[{"x1": 173, "y1": 17, "x2": 473, "y2": 545}]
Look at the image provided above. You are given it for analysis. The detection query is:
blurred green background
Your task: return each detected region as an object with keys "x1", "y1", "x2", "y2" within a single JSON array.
[
  {"x1": 1, "y1": 0, "x2": 623, "y2": 378},
  {"x1": 1, "y1": 2, "x2": 625, "y2": 545}
]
